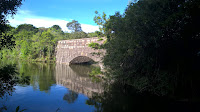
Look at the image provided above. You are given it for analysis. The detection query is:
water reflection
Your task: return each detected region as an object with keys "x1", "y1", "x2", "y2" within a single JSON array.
[
  {"x1": 56, "y1": 64, "x2": 103, "y2": 98},
  {"x1": 0, "y1": 64, "x2": 18, "y2": 98},
  {"x1": 2, "y1": 61, "x2": 199, "y2": 112},
  {"x1": 17, "y1": 62, "x2": 56, "y2": 93},
  {"x1": 0, "y1": 62, "x2": 103, "y2": 112},
  {"x1": 0, "y1": 62, "x2": 103, "y2": 98},
  {"x1": 63, "y1": 90, "x2": 78, "y2": 104}
]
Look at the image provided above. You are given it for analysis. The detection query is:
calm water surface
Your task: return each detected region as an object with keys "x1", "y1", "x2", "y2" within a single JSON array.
[
  {"x1": 0, "y1": 62, "x2": 103, "y2": 112},
  {"x1": 1, "y1": 61, "x2": 199, "y2": 112}
]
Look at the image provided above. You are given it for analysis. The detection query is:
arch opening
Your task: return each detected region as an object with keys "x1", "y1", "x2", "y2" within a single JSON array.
[{"x1": 69, "y1": 56, "x2": 94, "y2": 65}]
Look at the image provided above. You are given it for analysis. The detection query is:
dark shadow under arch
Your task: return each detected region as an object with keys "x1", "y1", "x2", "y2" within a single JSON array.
[{"x1": 69, "y1": 56, "x2": 94, "y2": 65}]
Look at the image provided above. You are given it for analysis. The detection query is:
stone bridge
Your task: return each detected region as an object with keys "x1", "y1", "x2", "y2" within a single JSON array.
[{"x1": 56, "y1": 37, "x2": 105, "y2": 65}]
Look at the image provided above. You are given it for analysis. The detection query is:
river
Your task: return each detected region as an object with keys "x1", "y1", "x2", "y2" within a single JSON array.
[
  {"x1": 0, "y1": 61, "x2": 198, "y2": 112},
  {"x1": 0, "y1": 61, "x2": 103, "y2": 112}
]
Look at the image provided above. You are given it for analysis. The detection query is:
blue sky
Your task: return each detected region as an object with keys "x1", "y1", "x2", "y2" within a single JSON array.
[{"x1": 8, "y1": 0, "x2": 131, "y2": 32}]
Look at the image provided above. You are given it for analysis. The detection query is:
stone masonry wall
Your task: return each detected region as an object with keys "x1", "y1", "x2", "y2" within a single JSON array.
[{"x1": 56, "y1": 37, "x2": 105, "y2": 65}]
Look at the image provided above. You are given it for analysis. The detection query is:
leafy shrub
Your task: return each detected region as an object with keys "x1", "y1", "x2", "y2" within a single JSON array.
[{"x1": 88, "y1": 42, "x2": 100, "y2": 49}]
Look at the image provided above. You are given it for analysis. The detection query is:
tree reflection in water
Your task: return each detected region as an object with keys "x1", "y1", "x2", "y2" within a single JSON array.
[
  {"x1": 0, "y1": 63, "x2": 30, "y2": 111},
  {"x1": 63, "y1": 90, "x2": 78, "y2": 104},
  {"x1": 86, "y1": 82, "x2": 199, "y2": 112},
  {"x1": 0, "y1": 65, "x2": 18, "y2": 98}
]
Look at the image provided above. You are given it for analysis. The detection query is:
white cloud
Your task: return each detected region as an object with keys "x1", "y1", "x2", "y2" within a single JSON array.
[
  {"x1": 81, "y1": 24, "x2": 99, "y2": 33},
  {"x1": 7, "y1": 10, "x2": 99, "y2": 33}
]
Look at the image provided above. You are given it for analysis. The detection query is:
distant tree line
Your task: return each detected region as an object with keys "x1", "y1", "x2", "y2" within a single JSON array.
[{"x1": 0, "y1": 21, "x2": 104, "y2": 61}]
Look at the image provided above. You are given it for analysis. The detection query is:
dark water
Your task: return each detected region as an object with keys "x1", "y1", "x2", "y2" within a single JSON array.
[
  {"x1": 0, "y1": 61, "x2": 200, "y2": 112},
  {"x1": 0, "y1": 62, "x2": 103, "y2": 112}
]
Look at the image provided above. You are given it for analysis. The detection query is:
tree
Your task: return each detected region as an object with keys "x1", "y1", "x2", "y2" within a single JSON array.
[
  {"x1": 0, "y1": 0, "x2": 24, "y2": 50},
  {"x1": 102, "y1": 0, "x2": 200, "y2": 96},
  {"x1": 16, "y1": 24, "x2": 38, "y2": 33},
  {"x1": 67, "y1": 20, "x2": 82, "y2": 32},
  {"x1": 50, "y1": 25, "x2": 64, "y2": 37},
  {"x1": 51, "y1": 25, "x2": 62, "y2": 30},
  {"x1": 40, "y1": 31, "x2": 55, "y2": 57},
  {"x1": 0, "y1": 65, "x2": 18, "y2": 98},
  {"x1": 94, "y1": 11, "x2": 108, "y2": 33},
  {"x1": 0, "y1": 0, "x2": 23, "y2": 33},
  {"x1": 0, "y1": 33, "x2": 15, "y2": 51},
  {"x1": 69, "y1": 31, "x2": 88, "y2": 39},
  {"x1": 0, "y1": 0, "x2": 26, "y2": 97},
  {"x1": 1, "y1": 23, "x2": 66, "y2": 60},
  {"x1": 38, "y1": 27, "x2": 48, "y2": 33}
]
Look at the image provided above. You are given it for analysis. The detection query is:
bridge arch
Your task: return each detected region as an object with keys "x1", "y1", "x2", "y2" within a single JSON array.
[{"x1": 69, "y1": 56, "x2": 94, "y2": 64}]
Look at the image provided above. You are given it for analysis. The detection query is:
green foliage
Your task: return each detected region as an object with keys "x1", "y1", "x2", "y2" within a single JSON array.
[
  {"x1": 96, "y1": 31, "x2": 104, "y2": 37},
  {"x1": 102, "y1": 0, "x2": 200, "y2": 96},
  {"x1": 67, "y1": 20, "x2": 82, "y2": 32},
  {"x1": 89, "y1": 66, "x2": 103, "y2": 83},
  {"x1": 15, "y1": 24, "x2": 38, "y2": 33},
  {"x1": 88, "y1": 42, "x2": 100, "y2": 49},
  {"x1": 89, "y1": 67, "x2": 102, "y2": 77},
  {"x1": 88, "y1": 32, "x2": 98, "y2": 37},
  {"x1": 0, "y1": 33, "x2": 15, "y2": 51},
  {"x1": 20, "y1": 40, "x2": 30, "y2": 58},
  {"x1": 0, "y1": 64, "x2": 18, "y2": 97},
  {"x1": 66, "y1": 21, "x2": 90, "y2": 39},
  {"x1": 94, "y1": 11, "x2": 108, "y2": 33},
  {"x1": 0, "y1": 0, "x2": 23, "y2": 32},
  {"x1": 97, "y1": 38, "x2": 103, "y2": 41},
  {"x1": 51, "y1": 25, "x2": 62, "y2": 30},
  {"x1": 0, "y1": 0, "x2": 23, "y2": 51},
  {"x1": 69, "y1": 31, "x2": 88, "y2": 39},
  {"x1": 88, "y1": 31, "x2": 104, "y2": 38},
  {"x1": 38, "y1": 27, "x2": 48, "y2": 33},
  {"x1": 0, "y1": 24, "x2": 66, "y2": 61}
]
